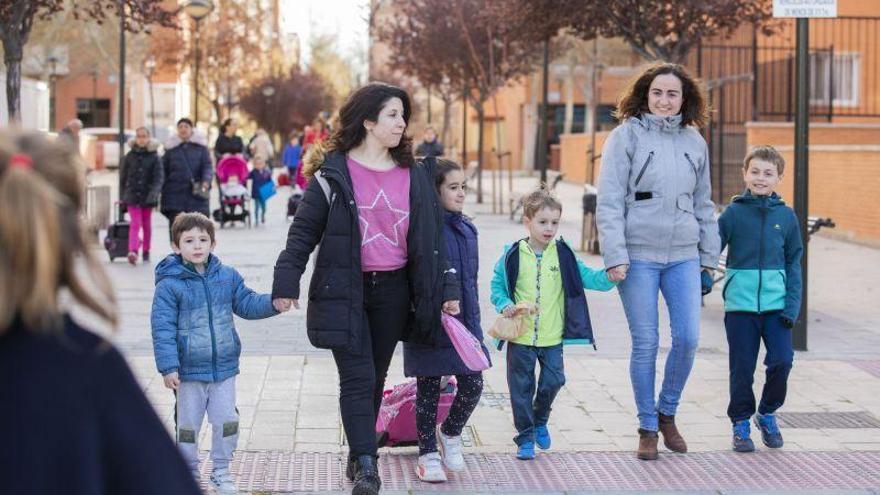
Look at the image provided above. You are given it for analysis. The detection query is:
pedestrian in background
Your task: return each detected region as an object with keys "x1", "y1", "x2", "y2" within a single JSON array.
[
  {"x1": 0, "y1": 129, "x2": 201, "y2": 495},
  {"x1": 282, "y1": 131, "x2": 302, "y2": 180},
  {"x1": 214, "y1": 118, "x2": 245, "y2": 161},
  {"x1": 597, "y1": 62, "x2": 720, "y2": 460},
  {"x1": 161, "y1": 117, "x2": 213, "y2": 241},
  {"x1": 248, "y1": 155, "x2": 274, "y2": 225},
  {"x1": 58, "y1": 117, "x2": 83, "y2": 153},
  {"x1": 719, "y1": 146, "x2": 802, "y2": 453},
  {"x1": 415, "y1": 125, "x2": 444, "y2": 158},
  {"x1": 121, "y1": 126, "x2": 163, "y2": 265},
  {"x1": 248, "y1": 128, "x2": 275, "y2": 165}
]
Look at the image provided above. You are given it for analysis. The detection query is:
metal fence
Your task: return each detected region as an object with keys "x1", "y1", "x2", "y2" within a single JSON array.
[{"x1": 690, "y1": 16, "x2": 880, "y2": 203}]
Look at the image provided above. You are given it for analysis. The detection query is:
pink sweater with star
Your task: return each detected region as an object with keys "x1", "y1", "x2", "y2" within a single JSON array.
[{"x1": 348, "y1": 157, "x2": 410, "y2": 272}]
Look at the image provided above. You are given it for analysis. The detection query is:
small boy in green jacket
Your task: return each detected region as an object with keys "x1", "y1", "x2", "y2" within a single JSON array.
[{"x1": 490, "y1": 187, "x2": 621, "y2": 460}]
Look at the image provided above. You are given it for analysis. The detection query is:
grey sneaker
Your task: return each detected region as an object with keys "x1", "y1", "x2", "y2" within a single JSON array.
[
  {"x1": 436, "y1": 425, "x2": 465, "y2": 472},
  {"x1": 416, "y1": 452, "x2": 447, "y2": 483},
  {"x1": 209, "y1": 469, "x2": 238, "y2": 494}
]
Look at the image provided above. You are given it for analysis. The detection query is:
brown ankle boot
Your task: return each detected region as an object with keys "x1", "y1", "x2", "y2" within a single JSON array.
[
  {"x1": 658, "y1": 413, "x2": 688, "y2": 453},
  {"x1": 637, "y1": 429, "x2": 659, "y2": 460}
]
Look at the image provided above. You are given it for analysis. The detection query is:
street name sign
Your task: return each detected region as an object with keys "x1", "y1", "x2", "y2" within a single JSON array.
[{"x1": 773, "y1": 0, "x2": 838, "y2": 18}]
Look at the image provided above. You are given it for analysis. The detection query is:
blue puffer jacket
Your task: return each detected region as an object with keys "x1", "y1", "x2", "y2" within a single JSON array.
[
  {"x1": 151, "y1": 254, "x2": 277, "y2": 382},
  {"x1": 719, "y1": 190, "x2": 803, "y2": 322},
  {"x1": 403, "y1": 212, "x2": 490, "y2": 377}
]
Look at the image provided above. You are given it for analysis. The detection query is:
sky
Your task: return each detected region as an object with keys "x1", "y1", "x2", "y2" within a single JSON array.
[{"x1": 282, "y1": 0, "x2": 370, "y2": 72}]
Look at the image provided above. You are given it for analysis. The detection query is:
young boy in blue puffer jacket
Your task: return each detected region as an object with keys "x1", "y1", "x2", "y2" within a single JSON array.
[
  {"x1": 719, "y1": 146, "x2": 803, "y2": 453},
  {"x1": 151, "y1": 212, "x2": 282, "y2": 493}
]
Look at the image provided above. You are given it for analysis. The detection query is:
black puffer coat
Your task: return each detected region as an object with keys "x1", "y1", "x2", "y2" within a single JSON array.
[
  {"x1": 120, "y1": 139, "x2": 163, "y2": 207},
  {"x1": 272, "y1": 149, "x2": 459, "y2": 354},
  {"x1": 160, "y1": 139, "x2": 213, "y2": 214}
]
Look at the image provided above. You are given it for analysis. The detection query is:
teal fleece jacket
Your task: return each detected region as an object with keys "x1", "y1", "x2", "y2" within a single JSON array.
[{"x1": 718, "y1": 190, "x2": 803, "y2": 323}]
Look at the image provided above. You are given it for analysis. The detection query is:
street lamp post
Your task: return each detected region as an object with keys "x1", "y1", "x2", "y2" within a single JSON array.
[
  {"x1": 261, "y1": 84, "x2": 276, "y2": 142},
  {"x1": 144, "y1": 56, "x2": 157, "y2": 136},
  {"x1": 183, "y1": 0, "x2": 214, "y2": 125}
]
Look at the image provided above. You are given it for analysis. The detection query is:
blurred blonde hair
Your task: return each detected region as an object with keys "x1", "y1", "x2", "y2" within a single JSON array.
[{"x1": 0, "y1": 129, "x2": 117, "y2": 333}]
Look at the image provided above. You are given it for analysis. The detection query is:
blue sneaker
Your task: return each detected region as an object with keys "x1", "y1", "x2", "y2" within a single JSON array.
[
  {"x1": 732, "y1": 420, "x2": 755, "y2": 452},
  {"x1": 516, "y1": 442, "x2": 535, "y2": 460},
  {"x1": 755, "y1": 413, "x2": 784, "y2": 448},
  {"x1": 535, "y1": 425, "x2": 551, "y2": 450}
]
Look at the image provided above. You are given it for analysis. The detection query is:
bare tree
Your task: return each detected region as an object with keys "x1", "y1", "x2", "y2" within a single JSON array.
[{"x1": 0, "y1": 0, "x2": 174, "y2": 122}]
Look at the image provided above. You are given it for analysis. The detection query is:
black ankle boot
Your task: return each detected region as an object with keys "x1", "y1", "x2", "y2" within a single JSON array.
[{"x1": 351, "y1": 455, "x2": 381, "y2": 495}]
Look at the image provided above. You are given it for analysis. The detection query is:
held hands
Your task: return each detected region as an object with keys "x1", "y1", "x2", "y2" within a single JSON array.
[
  {"x1": 272, "y1": 298, "x2": 298, "y2": 312},
  {"x1": 607, "y1": 264, "x2": 629, "y2": 283},
  {"x1": 442, "y1": 300, "x2": 460, "y2": 316},
  {"x1": 163, "y1": 372, "x2": 180, "y2": 390}
]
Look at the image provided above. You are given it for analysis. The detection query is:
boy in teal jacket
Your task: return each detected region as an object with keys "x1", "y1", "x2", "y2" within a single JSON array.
[
  {"x1": 718, "y1": 146, "x2": 803, "y2": 453},
  {"x1": 490, "y1": 188, "x2": 619, "y2": 460}
]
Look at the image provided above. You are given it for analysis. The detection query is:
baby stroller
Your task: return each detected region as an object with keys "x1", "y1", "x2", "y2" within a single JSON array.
[{"x1": 213, "y1": 155, "x2": 251, "y2": 228}]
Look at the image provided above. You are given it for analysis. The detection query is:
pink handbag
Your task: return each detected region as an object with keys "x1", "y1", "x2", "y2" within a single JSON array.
[{"x1": 442, "y1": 313, "x2": 490, "y2": 372}]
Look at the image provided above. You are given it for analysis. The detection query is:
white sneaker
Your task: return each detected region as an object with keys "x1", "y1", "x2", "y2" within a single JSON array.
[
  {"x1": 436, "y1": 425, "x2": 465, "y2": 472},
  {"x1": 416, "y1": 452, "x2": 447, "y2": 483},
  {"x1": 209, "y1": 470, "x2": 238, "y2": 494}
]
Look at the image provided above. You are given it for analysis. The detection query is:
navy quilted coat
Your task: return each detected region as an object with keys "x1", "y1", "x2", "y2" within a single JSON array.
[{"x1": 403, "y1": 211, "x2": 490, "y2": 376}]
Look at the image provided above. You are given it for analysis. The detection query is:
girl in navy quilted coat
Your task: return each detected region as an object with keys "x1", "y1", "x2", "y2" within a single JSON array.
[{"x1": 403, "y1": 159, "x2": 489, "y2": 482}]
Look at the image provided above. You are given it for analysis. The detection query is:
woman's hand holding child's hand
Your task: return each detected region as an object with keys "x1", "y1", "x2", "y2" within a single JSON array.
[
  {"x1": 607, "y1": 264, "x2": 629, "y2": 282},
  {"x1": 502, "y1": 304, "x2": 516, "y2": 318},
  {"x1": 163, "y1": 372, "x2": 180, "y2": 390},
  {"x1": 442, "y1": 300, "x2": 460, "y2": 315},
  {"x1": 272, "y1": 298, "x2": 298, "y2": 312}
]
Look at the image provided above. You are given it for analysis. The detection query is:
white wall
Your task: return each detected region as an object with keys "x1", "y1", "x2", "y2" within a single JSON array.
[{"x1": 0, "y1": 74, "x2": 50, "y2": 131}]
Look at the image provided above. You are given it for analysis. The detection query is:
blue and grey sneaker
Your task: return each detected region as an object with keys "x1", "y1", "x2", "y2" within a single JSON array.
[
  {"x1": 755, "y1": 413, "x2": 784, "y2": 448},
  {"x1": 732, "y1": 420, "x2": 755, "y2": 453},
  {"x1": 535, "y1": 425, "x2": 551, "y2": 450},
  {"x1": 516, "y1": 441, "x2": 536, "y2": 460}
]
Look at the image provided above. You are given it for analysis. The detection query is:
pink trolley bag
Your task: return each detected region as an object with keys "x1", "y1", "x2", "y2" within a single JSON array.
[{"x1": 375, "y1": 377, "x2": 457, "y2": 447}]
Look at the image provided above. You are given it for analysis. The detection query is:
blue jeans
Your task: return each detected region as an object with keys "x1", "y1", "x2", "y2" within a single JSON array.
[
  {"x1": 618, "y1": 258, "x2": 701, "y2": 431},
  {"x1": 725, "y1": 311, "x2": 794, "y2": 423},
  {"x1": 254, "y1": 197, "x2": 267, "y2": 223},
  {"x1": 506, "y1": 343, "x2": 565, "y2": 445}
]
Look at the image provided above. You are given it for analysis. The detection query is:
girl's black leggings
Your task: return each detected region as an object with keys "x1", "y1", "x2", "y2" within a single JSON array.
[{"x1": 416, "y1": 373, "x2": 484, "y2": 456}]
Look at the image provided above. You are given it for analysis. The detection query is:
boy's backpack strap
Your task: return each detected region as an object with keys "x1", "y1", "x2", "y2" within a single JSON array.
[{"x1": 314, "y1": 170, "x2": 332, "y2": 205}]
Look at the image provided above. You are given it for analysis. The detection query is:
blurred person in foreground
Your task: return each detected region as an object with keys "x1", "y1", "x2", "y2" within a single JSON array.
[{"x1": 0, "y1": 129, "x2": 201, "y2": 495}]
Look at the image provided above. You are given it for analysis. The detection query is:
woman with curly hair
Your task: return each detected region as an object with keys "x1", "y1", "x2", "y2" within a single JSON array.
[{"x1": 597, "y1": 63, "x2": 721, "y2": 461}]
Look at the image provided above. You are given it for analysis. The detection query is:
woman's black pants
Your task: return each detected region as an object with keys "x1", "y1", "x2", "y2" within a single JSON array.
[{"x1": 332, "y1": 268, "x2": 409, "y2": 459}]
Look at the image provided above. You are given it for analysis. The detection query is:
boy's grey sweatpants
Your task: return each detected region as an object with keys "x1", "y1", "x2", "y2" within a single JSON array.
[{"x1": 176, "y1": 376, "x2": 238, "y2": 473}]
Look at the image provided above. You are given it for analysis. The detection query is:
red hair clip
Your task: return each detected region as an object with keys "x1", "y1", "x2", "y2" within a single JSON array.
[{"x1": 8, "y1": 153, "x2": 33, "y2": 170}]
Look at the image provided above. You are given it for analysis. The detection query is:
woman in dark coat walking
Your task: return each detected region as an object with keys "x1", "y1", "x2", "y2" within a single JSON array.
[
  {"x1": 403, "y1": 159, "x2": 488, "y2": 482},
  {"x1": 120, "y1": 126, "x2": 163, "y2": 265},
  {"x1": 271, "y1": 83, "x2": 459, "y2": 495},
  {"x1": 0, "y1": 129, "x2": 200, "y2": 495},
  {"x1": 161, "y1": 118, "x2": 213, "y2": 239},
  {"x1": 214, "y1": 118, "x2": 244, "y2": 160}
]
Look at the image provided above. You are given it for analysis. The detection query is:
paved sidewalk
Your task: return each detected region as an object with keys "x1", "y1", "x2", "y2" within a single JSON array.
[{"x1": 81, "y1": 170, "x2": 880, "y2": 493}]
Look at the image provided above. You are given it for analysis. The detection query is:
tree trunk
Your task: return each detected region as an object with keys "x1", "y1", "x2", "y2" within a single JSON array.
[
  {"x1": 2, "y1": 35, "x2": 24, "y2": 123},
  {"x1": 476, "y1": 102, "x2": 484, "y2": 204},
  {"x1": 564, "y1": 72, "x2": 574, "y2": 135},
  {"x1": 441, "y1": 93, "x2": 452, "y2": 148}
]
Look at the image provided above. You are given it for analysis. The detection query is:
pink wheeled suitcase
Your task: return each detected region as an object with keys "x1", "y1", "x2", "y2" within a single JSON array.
[{"x1": 375, "y1": 377, "x2": 457, "y2": 447}]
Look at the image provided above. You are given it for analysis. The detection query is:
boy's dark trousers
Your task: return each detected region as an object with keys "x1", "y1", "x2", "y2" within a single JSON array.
[
  {"x1": 725, "y1": 311, "x2": 794, "y2": 423},
  {"x1": 506, "y1": 342, "x2": 565, "y2": 445}
]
